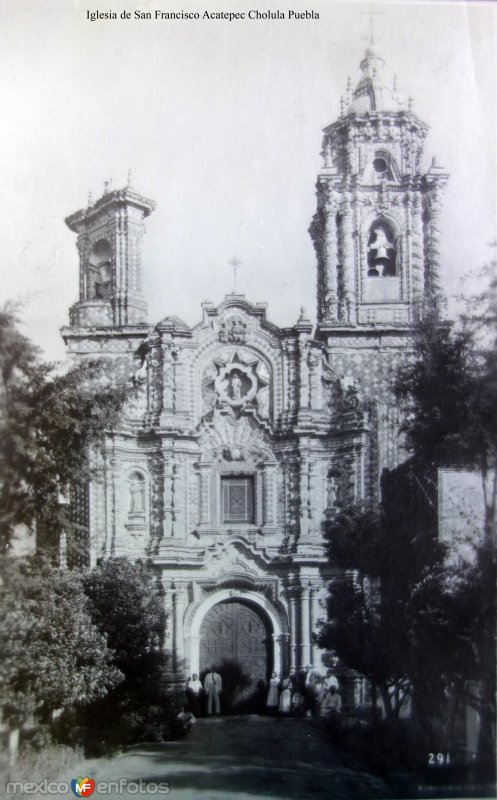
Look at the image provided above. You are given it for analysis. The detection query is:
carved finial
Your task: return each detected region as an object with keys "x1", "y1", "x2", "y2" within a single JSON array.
[
  {"x1": 298, "y1": 306, "x2": 307, "y2": 322},
  {"x1": 408, "y1": 96, "x2": 414, "y2": 112},
  {"x1": 127, "y1": 169, "x2": 133, "y2": 188},
  {"x1": 88, "y1": 191, "x2": 93, "y2": 207},
  {"x1": 346, "y1": 76, "x2": 352, "y2": 93},
  {"x1": 340, "y1": 95, "x2": 345, "y2": 114},
  {"x1": 103, "y1": 180, "x2": 109, "y2": 194},
  {"x1": 428, "y1": 156, "x2": 446, "y2": 174}
]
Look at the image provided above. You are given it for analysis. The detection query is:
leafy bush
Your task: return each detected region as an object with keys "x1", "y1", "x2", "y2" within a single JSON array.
[
  {"x1": 0, "y1": 556, "x2": 121, "y2": 728},
  {"x1": 75, "y1": 558, "x2": 171, "y2": 755}
]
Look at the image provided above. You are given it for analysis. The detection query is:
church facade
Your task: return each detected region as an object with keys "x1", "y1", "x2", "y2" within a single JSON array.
[{"x1": 61, "y1": 45, "x2": 448, "y2": 692}]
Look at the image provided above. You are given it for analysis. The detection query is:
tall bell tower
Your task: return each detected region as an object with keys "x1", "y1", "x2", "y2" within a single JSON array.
[
  {"x1": 66, "y1": 178, "x2": 155, "y2": 328},
  {"x1": 310, "y1": 41, "x2": 448, "y2": 332}
]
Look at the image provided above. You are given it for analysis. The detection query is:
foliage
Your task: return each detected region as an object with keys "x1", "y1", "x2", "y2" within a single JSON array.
[
  {"x1": 82, "y1": 558, "x2": 166, "y2": 678},
  {"x1": 1, "y1": 741, "x2": 91, "y2": 790},
  {"x1": 317, "y1": 503, "x2": 425, "y2": 720},
  {"x1": 394, "y1": 274, "x2": 496, "y2": 769},
  {"x1": 393, "y1": 317, "x2": 478, "y2": 466},
  {"x1": 408, "y1": 544, "x2": 496, "y2": 721},
  {"x1": 319, "y1": 271, "x2": 496, "y2": 751},
  {"x1": 0, "y1": 556, "x2": 122, "y2": 727},
  {"x1": 0, "y1": 306, "x2": 129, "y2": 552},
  {"x1": 394, "y1": 281, "x2": 497, "y2": 543},
  {"x1": 78, "y1": 558, "x2": 169, "y2": 753}
]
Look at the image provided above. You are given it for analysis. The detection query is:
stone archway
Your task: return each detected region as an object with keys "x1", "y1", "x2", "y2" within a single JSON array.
[
  {"x1": 188, "y1": 589, "x2": 285, "y2": 710},
  {"x1": 199, "y1": 598, "x2": 271, "y2": 682},
  {"x1": 199, "y1": 599, "x2": 272, "y2": 711}
]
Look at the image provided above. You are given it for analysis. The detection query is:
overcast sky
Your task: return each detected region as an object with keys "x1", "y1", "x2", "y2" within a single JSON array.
[{"x1": 1, "y1": 0, "x2": 496, "y2": 360}]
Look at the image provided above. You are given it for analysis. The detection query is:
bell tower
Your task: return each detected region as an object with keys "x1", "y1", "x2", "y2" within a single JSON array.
[
  {"x1": 310, "y1": 42, "x2": 448, "y2": 332},
  {"x1": 66, "y1": 179, "x2": 155, "y2": 328}
]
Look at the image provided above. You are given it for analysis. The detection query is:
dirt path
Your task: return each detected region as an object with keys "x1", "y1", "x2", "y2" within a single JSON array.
[{"x1": 91, "y1": 715, "x2": 392, "y2": 799}]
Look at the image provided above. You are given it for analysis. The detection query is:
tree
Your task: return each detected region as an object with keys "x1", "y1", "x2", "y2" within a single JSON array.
[
  {"x1": 83, "y1": 558, "x2": 166, "y2": 679},
  {"x1": 0, "y1": 555, "x2": 122, "y2": 727},
  {"x1": 316, "y1": 500, "x2": 443, "y2": 721},
  {"x1": 393, "y1": 281, "x2": 497, "y2": 770},
  {"x1": 407, "y1": 551, "x2": 494, "y2": 733},
  {"x1": 394, "y1": 297, "x2": 497, "y2": 544},
  {"x1": 79, "y1": 558, "x2": 168, "y2": 751},
  {"x1": 0, "y1": 306, "x2": 129, "y2": 552}
]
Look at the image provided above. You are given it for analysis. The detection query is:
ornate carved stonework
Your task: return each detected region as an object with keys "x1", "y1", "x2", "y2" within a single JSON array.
[
  {"x1": 198, "y1": 412, "x2": 275, "y2": 464},
  {"x1": 218, "y1": 315, "x2": 248, "y2": 344},
  {"x1": 214, "y1": 354, "x2": 261, "y2": 408},
  {"x1": 201, "y1": 349, "x2": 270, "y2": 420},
  {"x1": 63, "y1": 42, "x2": 448, "y2": 686}
]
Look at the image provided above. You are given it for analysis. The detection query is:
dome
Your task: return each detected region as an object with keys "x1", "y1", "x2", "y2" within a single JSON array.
[
  {"x1": 156, "y1": 315, "x2": 191, "y2": 332},
  {"x1": 346, "y1": 45, "x2": 405, "y2": 114}
]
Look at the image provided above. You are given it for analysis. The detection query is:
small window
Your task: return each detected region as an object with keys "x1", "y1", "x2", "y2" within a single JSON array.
[
  {"x1": 222, "y1": 477, "x2": 254, "y2": 524},
  {"x1": 373, "y1": 157, "x2": 388, "y2": 174},
  {"x1": 369, "y1": 152, "x2": 395, "y2": 182}
]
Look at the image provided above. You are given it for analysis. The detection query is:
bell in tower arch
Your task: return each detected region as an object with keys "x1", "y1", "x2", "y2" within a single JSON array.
[
  {"x1": 367, "y1": 221, "x2": 397, "y2": 277},
  {"x1": 88, "y1": 239, "x2": 112, "y2": 300}
]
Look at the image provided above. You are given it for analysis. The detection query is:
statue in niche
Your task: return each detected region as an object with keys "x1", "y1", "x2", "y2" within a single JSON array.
[
  {"x1": 324, "y1": 291, "x2": 337, "y2": 321},
  {"x1": 326, "y1": 471, "x2": 339, "y2": 510},
  {"x1": 129, "y1": 473, "x2": 145, "y2": 513},
  {"x1": 231, "y1": 373, "x2": 242, "y2": 400}
]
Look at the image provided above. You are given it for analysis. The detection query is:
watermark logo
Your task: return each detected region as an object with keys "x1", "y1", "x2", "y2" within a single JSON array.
[
  {"x1": 71, "y1": 777, "x2": 95, "y2": 797},
  {"x1": 5, "y1": 777, "x2": 169, "y2": 795}
]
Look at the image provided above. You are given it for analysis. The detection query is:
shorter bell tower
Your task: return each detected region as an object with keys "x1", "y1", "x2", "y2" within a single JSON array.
[
  {"x1": 310, "y1": 42, "x2": 448, "y2": 331},
  {"x1": 66, "y1": 179, "x2": 155, "y2": 328}
]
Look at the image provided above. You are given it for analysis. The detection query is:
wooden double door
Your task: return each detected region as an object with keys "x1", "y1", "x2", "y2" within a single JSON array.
[{"x1": 199, "y1": 599, "x2": 271, "y2": 709}]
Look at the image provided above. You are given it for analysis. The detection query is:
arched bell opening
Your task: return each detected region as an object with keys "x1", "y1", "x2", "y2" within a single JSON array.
[
  {"x1": 367, "y1": 219, "x2": 397, "y2": 277},
  {"x1": 87, "y1": 239, "x2": 112, "y2": 300}
]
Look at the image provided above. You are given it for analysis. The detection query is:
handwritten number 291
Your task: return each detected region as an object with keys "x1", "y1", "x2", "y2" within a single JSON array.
[{"x1": 428, "y1": 753, "x2": 450, "y2": 765}]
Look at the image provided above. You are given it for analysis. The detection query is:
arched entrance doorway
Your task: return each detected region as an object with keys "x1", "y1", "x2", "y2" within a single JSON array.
[{"x1": 199, "y1": 599, "x2": 272, "y2": 711}]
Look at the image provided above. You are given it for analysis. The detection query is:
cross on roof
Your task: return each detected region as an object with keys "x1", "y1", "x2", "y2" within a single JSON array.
[
  {"x1": 359, "y1": 7, "x2": 385, "y2": 44},
  {"x1": 228, "y1": 256, "x2": 242, "y2": 292}
]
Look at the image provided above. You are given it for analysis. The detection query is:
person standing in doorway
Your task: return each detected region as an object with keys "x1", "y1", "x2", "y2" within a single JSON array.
[
  {"x1": 278, "y1": 675, "x2": 292, "y2": 715},
  {"x1": 186, "y1": 673, "x2": 203, "y2": 716},
  {"x1": 204, "y1": 666, "x2": 222, "y2": 715},
  {"x1": 266, "y1": 672, "x2": 279, "y2": 715}
]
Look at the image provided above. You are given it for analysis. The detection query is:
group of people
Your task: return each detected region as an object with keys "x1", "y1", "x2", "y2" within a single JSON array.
[
  {"x1": 184, "y1": 666, "x2": 342, "y2": 720},
  {"x1": 266, "y1": 668, "x2": 342, "y2": 718}
]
